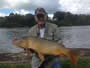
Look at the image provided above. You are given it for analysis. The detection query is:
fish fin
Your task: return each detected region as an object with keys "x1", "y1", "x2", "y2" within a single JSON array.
[
  {"x1": 24, "y1": 48, "x2": 32, "y2": 56},
  {"x1": 68, "y1": 50, "x2": 80, "y2": 66},
  {"x1": 55, "y1": 52, "x2": 64, "y2": 56},
  {"x1": 38, "y1": 53, "x2": 45, "y2": 62}
]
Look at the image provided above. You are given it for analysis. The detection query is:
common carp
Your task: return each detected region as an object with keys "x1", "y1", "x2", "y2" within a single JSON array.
[{"x1": 12, "y1": 36, "x2": 80, "y2": 66}]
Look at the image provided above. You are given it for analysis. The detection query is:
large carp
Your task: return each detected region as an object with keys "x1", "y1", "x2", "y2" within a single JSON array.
[{"x1": 12, "y1": 36, "x2": 80, "y2": 66}]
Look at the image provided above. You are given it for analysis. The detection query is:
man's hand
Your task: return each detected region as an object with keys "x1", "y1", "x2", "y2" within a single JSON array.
[{"x1": 24, "y1": 48, "x2": 33, "y2": 56}]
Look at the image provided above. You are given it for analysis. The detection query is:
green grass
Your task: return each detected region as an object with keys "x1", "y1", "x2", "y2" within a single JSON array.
[
  {"x1": 0, "y1": 64, "x2": 31, "y2": 68},
  {"x1": 0, "y1": 57, "x2": 90, "y2": 68},
  {"x1": 60, "y1": 57, "x2": 90, "y2": 68}
]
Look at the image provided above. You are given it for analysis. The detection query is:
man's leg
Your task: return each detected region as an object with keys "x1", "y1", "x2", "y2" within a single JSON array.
[
  {"x1": 32, "y1": 53, "x2": 42, "y2": 68},
  {"x1": 39, "y1": 56, "x2": 61, "y2": 68},
  {"x1": 52, "y1": 60, "x2": 61, "y2": 68}
]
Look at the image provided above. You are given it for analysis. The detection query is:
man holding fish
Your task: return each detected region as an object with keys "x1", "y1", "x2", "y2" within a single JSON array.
[
  {"x1": 12, "y1": 7, "x2": 80, "y2": 68},
  {"x1": 12, "y1": 8, "x2": 80, "y2": 68},
  {"x1": 28, "y1": 8, "x2": 62, "y2": 68}
]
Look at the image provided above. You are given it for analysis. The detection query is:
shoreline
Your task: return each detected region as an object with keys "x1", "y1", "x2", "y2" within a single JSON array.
[{"x1": 0, "y1": 48, "x2": 89, "y2": 64}]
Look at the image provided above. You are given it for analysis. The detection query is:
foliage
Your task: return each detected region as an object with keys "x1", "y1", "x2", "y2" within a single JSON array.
[
  {"x1": 53, "y1": 11, "x2": 90, "y2": 26},
  {"x1": 0, "y1": 13, "x2": 36, "y2": 28},
  {"x1": 0, "y1": 11, "x2": 90, "y2": 28}
]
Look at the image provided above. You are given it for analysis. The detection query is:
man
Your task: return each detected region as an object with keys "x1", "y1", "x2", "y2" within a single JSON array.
[{"x1": 28, "y1": 8, "x2": 61, "y2": 68}]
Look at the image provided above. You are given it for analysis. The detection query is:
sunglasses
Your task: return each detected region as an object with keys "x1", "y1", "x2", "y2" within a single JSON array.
[{"x1": 36, "y1": 14, "x2": 45, "y2": 19}]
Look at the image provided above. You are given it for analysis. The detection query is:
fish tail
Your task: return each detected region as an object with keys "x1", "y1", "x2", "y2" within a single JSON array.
[{"x1": 67, "y1": 50, "x2": 80, "y2": 66}]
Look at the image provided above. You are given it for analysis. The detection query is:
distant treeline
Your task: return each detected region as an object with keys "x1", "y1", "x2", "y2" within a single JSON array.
[
  {"x1": 52, "y1": 11, "x2": 90, "y2": 26},
  {"x1": 0, "y1": 13, "x2": 36, "y2": 28},
  {"x1": 0, "y1": 11, "x2": 90, "y2": 28}
]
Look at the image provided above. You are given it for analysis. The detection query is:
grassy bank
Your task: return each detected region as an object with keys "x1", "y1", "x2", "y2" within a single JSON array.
[
  {"x1": 0, "y1": 64, "x2": 31, "y2": 68},
  {"x1": 61, "y1": 57, "x2": 90, "y2": 68},
  {"x1": 0, "y1": 57, "x2": 90, "y2": 68}
]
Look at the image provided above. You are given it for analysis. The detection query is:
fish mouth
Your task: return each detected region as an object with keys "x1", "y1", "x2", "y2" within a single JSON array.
[
  {"x1": 12, "y1": 39, "x2": 20, "y2": 44},
  {"x1": 12, "y1": 39, "x2": 18, "y2": 44}
]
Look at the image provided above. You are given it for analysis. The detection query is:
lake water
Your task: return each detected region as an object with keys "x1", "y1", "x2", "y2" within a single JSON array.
[
  {"x1": 58, "y1": 26, "x2": 90, "y2": 48},
  {"x1": 0, "y1": 26, "x2": 90, "y2": 53}
]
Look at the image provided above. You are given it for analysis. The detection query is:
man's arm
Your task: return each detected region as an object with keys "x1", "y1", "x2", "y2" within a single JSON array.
[
  {"x1": 24, "y1": 25, "x2": 39, "y2": 56},
  {"x1": 52, "y1": 24, "x2": 60, "y2": 41},
  {"x1": 28, "y1": 25, "x2": 39, "y2": 37},
  {"x1": 53, "y1": 27, "x2": 64, "y2": 47}
]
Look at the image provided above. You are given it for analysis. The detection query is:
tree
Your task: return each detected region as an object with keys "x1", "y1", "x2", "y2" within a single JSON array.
[{"x1": 53, "y1": 11, "x2": 65, "y2": 21}]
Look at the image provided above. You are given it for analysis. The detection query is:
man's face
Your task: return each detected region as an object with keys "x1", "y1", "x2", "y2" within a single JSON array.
[{"x1": 35, "y1": 11, "x2": 47, "y2": 24}]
